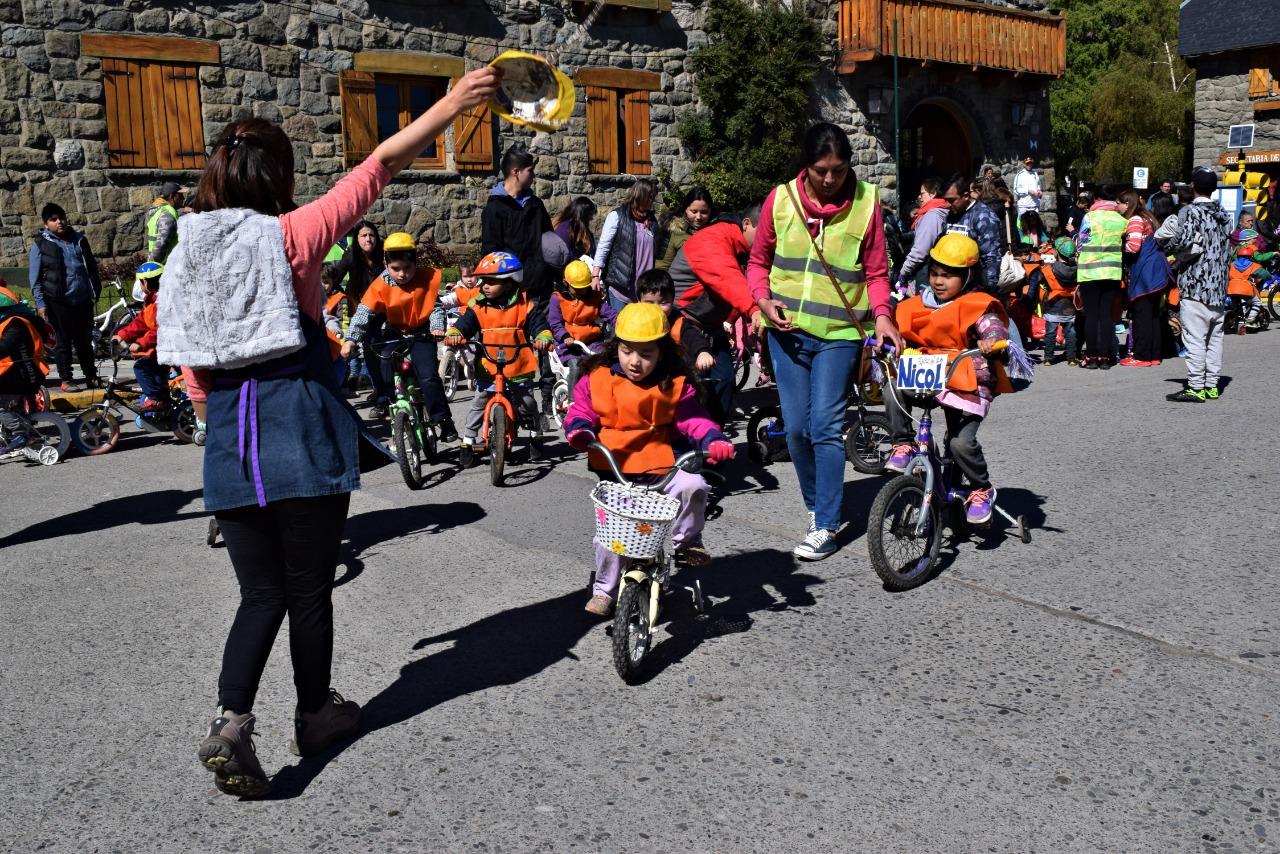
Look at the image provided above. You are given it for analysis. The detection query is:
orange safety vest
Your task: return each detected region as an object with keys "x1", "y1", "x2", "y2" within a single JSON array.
[
  {"x1": 326, "y1": 290, "x2": 353, "y2": 321},
  {"x1": 452, "y1": 284, "x2": 481, "y2": 310},
  {"x1": 587, "y1": 367, "x2": 686, "y2": 475},
  {"x1": 670, "y1": 315, "x2": 685, "y2": 344},
  {"x1": 1039, "y1": 264, "x2": 1076, "y2": 303},
  {"x1": 472, "y1": 292, "x2": 538, "y2": 378},
  {"x1": 1228, "y1": 261, "x2": 1262, "y2": 297},
  {"x1": 1168, "y1": 286, "x2": 1180, "y2": 308},
  {"x1": 555, "y1": 291, "x2": 606, "y2": 344},
  {"x1": 360, "y1": 268, "x2": 442, "y2": 333},
  {"x1": 0, "y1": 314, "x2": 49, "y2": 379},
  {"x1": 895, "y1": 291, "x2": 1014, "y2": 395}
]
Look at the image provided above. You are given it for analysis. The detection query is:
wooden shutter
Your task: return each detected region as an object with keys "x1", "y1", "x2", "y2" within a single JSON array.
[
  {"x1": 103, "y1": 57, "x2": 147, "y2": 168},
  {"x1": 585, "y1": 85, "x2": 619, "y2": 174},
  {"x1": 1249, "y1": 66, "x2": 1271, "y2": 98},
  {"x1": 622, "y1": 90, "x2": 651, "y2": 175},
  {"x1": 451, "y1": 91, "x2": 493, "y2": 172},
  {"x1": 142, "y1": 62, "x2": 205, "y2": 169},
  {"x1": 339, "y1": 70, "x2": 377, "y2": 167}
]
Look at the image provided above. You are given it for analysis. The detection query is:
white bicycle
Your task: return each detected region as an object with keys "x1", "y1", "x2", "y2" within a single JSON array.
[
  {"x1": 547, "y1": 340, "x2": 595, "y2": 429},
  {"x1": 92, "y1": 277, "x2": 140, "y2": 361}
]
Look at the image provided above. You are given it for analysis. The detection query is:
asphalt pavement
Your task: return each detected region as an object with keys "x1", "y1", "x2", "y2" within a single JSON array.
[{"x1": 2, "y1": 332, "x2": 1277, "y2": 853}]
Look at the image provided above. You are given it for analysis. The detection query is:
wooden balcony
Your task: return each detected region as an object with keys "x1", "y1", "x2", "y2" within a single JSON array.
[{"x1": 837, "y1": 0, "x2": 1066, "y2": 77}]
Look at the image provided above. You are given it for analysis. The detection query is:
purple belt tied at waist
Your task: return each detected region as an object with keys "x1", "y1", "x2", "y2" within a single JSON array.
[{"x1": 212, "y1": 357, "x2": 307, "y2": 508}]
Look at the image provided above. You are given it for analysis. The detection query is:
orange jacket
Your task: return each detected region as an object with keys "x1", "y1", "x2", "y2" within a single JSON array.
[
  {"x1": 553, "y1": 291, "x2": 606, "y2": 344},
  {"x1": 587, "y1": 367, "x2": 686, "y2": 475},
  {"x1": 115, "y1": 295, "x2": 159, "y2": 359},
  {"x1": 0, "y1": 314, "x2": 49, "y2": 380},
  {"x1": 360, "y1": 268, "x2": 442, "y2": 333},
  {"x1": 895, "y1": 291, "x2": 1013, "y2": 394},
  {"x1": 1228, "y1": 260, "x2": 1263, "y2": 298}
]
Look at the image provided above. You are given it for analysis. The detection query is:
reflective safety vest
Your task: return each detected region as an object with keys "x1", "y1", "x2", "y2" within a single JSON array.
[
  {"x1": 1077, "y1": 210, "x2": 1127, "y2": 282},
  {"x1": 556, "y1": 291, "x2": 605, "y2": 344},
  {"x1": 0, "y1": 314, "x2": 49, "y2": 380},
  {"x1": 146, "y1": 201, "x2": 178, "y2": 261},
  {"x1": 767, "y1": 177, "x2": 877, "y2": 340},
  {"x1": 587, "y1": 367, "x2": 685, "y2": 475},
  {"x1": 360, "y1": 268, "x2": 441, "y2": 334},
  {"x1": 472, "y1": 293, "x2": 538, "y2": 379},
  {"x1": 894, "y1": 291, "x2": 1014, "y2": 395}
]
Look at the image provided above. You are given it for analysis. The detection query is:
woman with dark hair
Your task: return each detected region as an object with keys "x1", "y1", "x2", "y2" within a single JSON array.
[
  {"x1": 656, "y1": 186, "x2": 714, "y2": 270},
  {"x1": 747, "y1": 122, "x2": 904, "y2": 561},
  {"x1": 1019, "y1": 211, "x2": 1047, "y2": 247},
  {"x1": 552, "y1": 196, "x2": 599, "y2": 259},
  {"x1": 160, "y1": 68, "x2": 500, "y2": 799},
  {"x1": 333, "y1": 220, "x2": 390, "y2": 405},
  {"x1": 1117, "y1": 188, "x2": 1166, "y2": 366},
  {"x1": 593, "y1": 178, "x2": 660, "y2": 307}
]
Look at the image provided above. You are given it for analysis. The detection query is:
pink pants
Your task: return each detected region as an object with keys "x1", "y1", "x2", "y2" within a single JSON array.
[{"x1": 592, "y1": 468, "x2": 707, "y2": 598}]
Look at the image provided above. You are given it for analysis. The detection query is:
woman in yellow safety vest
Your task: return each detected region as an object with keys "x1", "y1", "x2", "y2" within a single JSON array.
[{"x1": 747, "y1": 123, "x2": 904, "y2": 561}]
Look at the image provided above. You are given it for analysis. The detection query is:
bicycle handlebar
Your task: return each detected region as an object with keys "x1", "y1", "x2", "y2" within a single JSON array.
[
  {"x1": 588, "y1": 442, "x2": 703, "y2": 492},
  {"x1": 866, "y1": 339, "x2": 1009, "y2": 412},
  {"x1": 373, "y1": 332, "x2": 438, "y2": 360}
]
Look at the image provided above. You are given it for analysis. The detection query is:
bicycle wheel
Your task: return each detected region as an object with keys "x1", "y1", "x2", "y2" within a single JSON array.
[
  {"x1": 734, "y1": 353, "x2": 751, "y2": 390},
  {"x1": 611, "y1": 575, "x2": 654, "y2": 683},
  {"x1": 442, "y1": 355, "x2": 459, "y2": 402},
  {"x1": 28, "y1": 412, "x2": 72, "y2": 462},
  {"x1": 418, "y1": 405, "x2": 438, "y2": 465},
  {"x1": 549, "y1": 383, "x2": 569, "y2": 429},
  {"x1": 172, "y1": 400, "x2": 196, "y2": 444},
  {"x1": 393, "y1": 409, "x2": 425, "y2": 489},
  {"x1": 72, "y1": 409, "x2": 120, "y2": 456},
  {"x1": 845, "y1": 411, "x2": 892, "y2": 475},
  {"x1": 489, "y1": 405, "x2": 507, "y2": 486},
  {"x1": 745, "y1": 405, "x2": 788, "y2": 464},
  {"x1": 867, "y1": 476, "x2": 942, "y2": 591},
  {"x1": 1269, "y1": 287, "x2": 1280, "y2": 321}
]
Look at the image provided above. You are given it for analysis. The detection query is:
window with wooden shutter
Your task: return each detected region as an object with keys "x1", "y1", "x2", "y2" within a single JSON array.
[
  {"x1": 452, "y1": 96, "x2": 494, "y2": 172},
  {"x1": 339, "y1": 70, "x2": 378, "y2": 167},
  {"x1": 101, "y1": 58, "x2": 206, "y2": 169},
  {"x1": 585, "y1": 85, "x2": 620, "y2": 174},
  {"x1": 578, "y1": 69, "x2": 659, "y2": 176},
  {"x1": 341, "y1": 71, "x2": 451, "y2": 169},
  {"x1": 622, "y1": 90, "x2": 652, "y2": 175},
  {"x1": 1249, "y1": 50, "x2": 1280, "y2": 102}
]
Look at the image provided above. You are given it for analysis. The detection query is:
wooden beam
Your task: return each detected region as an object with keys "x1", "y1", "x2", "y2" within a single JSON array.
[
  {"x1": 1254, "y1": 100, "x2": 1280, "y2": 113},
  {"x1": 354, "y1": 51, "x2": 464, "y2": 78},
  {"x1": 838, "y1": 48, "x2": 878, "y2": 74},
  {"x1": 574, "y1": 67, "x2": 661, "y2": 91},
  {"x1": 81, "y1": 34, "x2": 219, "y2": 64}
]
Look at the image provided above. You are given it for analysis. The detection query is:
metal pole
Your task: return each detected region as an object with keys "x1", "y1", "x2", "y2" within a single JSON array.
[{"x1": 893, "y1": 17, "x2": 901, "y2": 216}]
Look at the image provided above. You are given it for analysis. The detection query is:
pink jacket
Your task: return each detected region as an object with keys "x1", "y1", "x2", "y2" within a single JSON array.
[
  {"x1": 747, "y1": 171, "x2": 893, "y2": 322},
  {"x1": 183, "y1": 157, "x2": 392, "y2": 401}
]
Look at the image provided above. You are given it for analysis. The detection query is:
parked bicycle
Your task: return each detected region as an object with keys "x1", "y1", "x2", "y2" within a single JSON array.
[
  {"x1": 91, "y1": 277, "x2": 140, "y2": 362},
  {"x1": 0, "y1": 393, "x2": 72, "y2": 465},
  {"x1": 865, "y1": 342, "x2": 1031, "y2": 592},
  {"x1": 588, "y1": 442, "x2": 709, "y2": 683},
  {"x1": 70, "y1": 343, "x2": 197, "y2": 455},
  {"x1": 375, "y1": 332, "x2": 440, "y2": 490}
]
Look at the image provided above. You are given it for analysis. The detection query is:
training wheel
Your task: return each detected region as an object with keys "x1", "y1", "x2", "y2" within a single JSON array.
[
  {"x1": 1017, "y1": 515, "x2": 1031, "y2": 544},
  {"x1": 37, "y1": 446, "x2": 60, "y2": 466}
]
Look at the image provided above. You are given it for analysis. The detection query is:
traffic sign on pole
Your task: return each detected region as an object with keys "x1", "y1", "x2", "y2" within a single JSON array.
[{"x1": 1133, "y1": 167, "x2": 1149, "y2": 190}]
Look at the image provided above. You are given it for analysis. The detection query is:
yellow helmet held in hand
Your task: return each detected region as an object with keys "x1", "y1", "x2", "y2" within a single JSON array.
[
  {"x1": 929, "y1": 233, "x2": 980, "y2": 269},
  {"x1": 564, "y1": 260, "x2": 592, "y2": 289},
  {"x1": 614, "y1": 302, "x2": 669, "y2": 343},
  {"x1": 383, "y1": 231, "x2": 416, "y2": 253}
]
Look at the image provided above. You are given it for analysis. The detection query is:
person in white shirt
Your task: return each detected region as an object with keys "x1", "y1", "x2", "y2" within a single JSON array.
[{"x1": 1013, "y1": 156, "x2": 1042, "y2": 217}]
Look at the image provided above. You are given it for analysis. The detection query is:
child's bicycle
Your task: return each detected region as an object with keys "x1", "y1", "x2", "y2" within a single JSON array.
[
  {"x1": 439, "y1": 307, "x2": 474, "y2": 402},
  {"x1": 472, "y1": 334, "x2": 541, "y2": 487},
  {"x1": 91, "y1": 277, "x2": 140, "y2": 362},
  {"x1": 865, "y1": 342, "x2": 1031, "y2": 592},
  {"x1": 1224, "y1": 294, "x2": 1270, "y2": 335},
  {"x1": 70, "y1": 343, "x2": 198, "y2": 455},
  {"x1": 375, "y1": 332, "x2": 440, "y2": 490},
  {"x1": 546, "y1": 340, "x2": 595, "y2": 430},
  {"x1": 588, "y1": 442, "x2": 709, "y2": 683},
  {"x1": 0, "y1": 393, "x2": 72, "y2": 465}
]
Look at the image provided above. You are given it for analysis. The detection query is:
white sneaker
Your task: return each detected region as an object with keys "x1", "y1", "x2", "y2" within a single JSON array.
[{"x1": 794, "y1": 528, "x2": 837, "y2": 560}]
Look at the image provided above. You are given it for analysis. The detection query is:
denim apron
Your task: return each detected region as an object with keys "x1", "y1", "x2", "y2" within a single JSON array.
[{"x1": 203, "y1": 316, "x2": 393, "y2": 512}]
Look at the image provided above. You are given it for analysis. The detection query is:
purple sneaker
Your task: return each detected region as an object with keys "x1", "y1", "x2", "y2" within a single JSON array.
[
  {"x1": 885, "y1": 443, "x2": 914, "y2": 473},
  {"x1": 965, "y1": 486, "x2": 996, "y2": 525}
]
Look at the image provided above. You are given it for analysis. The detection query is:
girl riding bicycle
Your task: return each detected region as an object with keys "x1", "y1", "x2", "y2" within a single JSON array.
[
  {"x1": 563, "y1": 302, "x2": 735, "y2": 616},
  {"x1": 884, "y1": 233, "x2": 1014, "y2": 525}
]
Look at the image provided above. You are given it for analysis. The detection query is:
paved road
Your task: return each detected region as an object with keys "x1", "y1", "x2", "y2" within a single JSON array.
[{"x1": 2, "y1": 333, "x2": 1278, "y2": 853}]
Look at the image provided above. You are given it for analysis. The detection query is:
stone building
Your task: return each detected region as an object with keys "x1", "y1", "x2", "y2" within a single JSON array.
[
  {"x1": 0, "y1": 0, "x2": 1065, "y2": 267},
  {"x1": 1180, "y1": 0, "x2": 1280, "y2": 175}
]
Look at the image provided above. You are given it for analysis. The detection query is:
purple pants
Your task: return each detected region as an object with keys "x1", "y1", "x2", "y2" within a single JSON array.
[{"x1": 593, "y1": 468, "x2": 707, "y2": 598}]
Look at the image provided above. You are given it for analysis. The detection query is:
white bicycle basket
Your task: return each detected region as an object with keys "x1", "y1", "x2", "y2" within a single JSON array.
[{"x1": 590, "y1": 481, "x2": 680, "y2": 560}]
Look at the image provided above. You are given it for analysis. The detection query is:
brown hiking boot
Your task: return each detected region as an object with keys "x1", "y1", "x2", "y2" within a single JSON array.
[
  {"x1": 585, "y1": 594, "x2": 613, "y2": 617},
  {"x1": 289, "y1": 690, "x2": 361, "y2": 757},
  {"x1": 198, "y1": 710, "x2": 271, "y2": 798}
]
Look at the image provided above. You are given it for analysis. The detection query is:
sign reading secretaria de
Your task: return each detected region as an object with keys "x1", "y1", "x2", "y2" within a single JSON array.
[{"x1": 1133, "y1": 167, "x2": 1149, "y2": 190}]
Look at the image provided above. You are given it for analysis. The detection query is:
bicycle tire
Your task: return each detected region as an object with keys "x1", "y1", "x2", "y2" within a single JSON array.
[
  {"x1": 745, "y1": 405, "x2": 788, "y2": 464},
  {"x1": 867, "y1": 476, "x2": 942, "y2": 591},
  {"x1": 393, "y1": 409, "x2": 425, "y2": 489},
  {"x1": 28, "y1": 412, "x2": 72, "y2": 461},
  {"x1": 71, "y1": 409, "x2": 120, "y2": 456},
  {"x1": 611, "y1": 576, "x2": 653, "y2": 683},
  {"x1": 173, "y1": 400, "x2": 196, "y2": 444},
  {"x1": 1269, "y1": 287, "x2": 1280, "y2": 321},
  {"x1": 549, "y1": 383, "x2": 569, "y2": 429},
  {"x1": 489, "y1": 405, "x2": 507, "y2": 486},
  {"x1": 846, "y1": 411, "x2": 892, "y2": 475},
  {"x1": 734, "y1": 354, "x2": 750, "y2": 391},
  {"x1": 442, "y1": 355, "x2": 459, "y2": 402},
  {"x1": 419, "y1": 404, "x2": 438, "y2": 465}
]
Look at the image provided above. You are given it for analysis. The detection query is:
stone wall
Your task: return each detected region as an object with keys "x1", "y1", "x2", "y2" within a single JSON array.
[{"x1": 1190, "y1": 53, "x2": 1280, "y2": 170}]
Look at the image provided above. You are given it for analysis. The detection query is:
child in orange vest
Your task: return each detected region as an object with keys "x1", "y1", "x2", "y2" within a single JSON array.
[
  {"x1": 321, "y1": 263, "x2": 353, "y2": 385},
  {"x1": 884, "y1": 234, "x2": 1014, "y2": 526},
  {"x1": 113, "y1": 261, "x2": 170, "y2": 411},
  {"x1": 549, "y1": 259, "x2": 618, "y2": 362},
  {"x1": 1039, "y1": 237, "x2": 1079, "y2": 365},
  {"x1": 1227, "y1": 241, "x2": 1267, "y2": 331},
  {"x1": 563, "y1": 302, "x2": 735, "y2": 617},
  {"x1": 341, "y1": 232, "x2": 457, "y2": 439},
  {"x1": 443, "y1": 251, "x2": 553, "y2": 467},
  {"x1": 0, "y1": 282, "x2": 52, "y2": 453}
]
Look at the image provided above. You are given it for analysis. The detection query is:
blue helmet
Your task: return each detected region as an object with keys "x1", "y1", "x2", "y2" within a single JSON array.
[
  {"x1": 135, "y1": 261, "x2": 164, "y2": 280},
  {"x1": 474, "y1": 251, "x2": 524, "y2": 283}
]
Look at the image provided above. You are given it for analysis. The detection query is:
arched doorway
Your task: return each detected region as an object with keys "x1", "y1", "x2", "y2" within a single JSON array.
[{"x1": 901, "y1": 100, "x2": 978, "y2": 212}]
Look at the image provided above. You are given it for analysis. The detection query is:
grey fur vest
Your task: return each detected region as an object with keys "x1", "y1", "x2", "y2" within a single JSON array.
[{"x1": 157, "y1": 208, "x2": 305, "y2": 370}]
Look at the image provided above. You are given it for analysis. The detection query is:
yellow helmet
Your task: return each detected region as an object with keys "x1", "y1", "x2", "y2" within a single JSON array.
[
  {"x1": 614, "y1": 302, "x2": 669, "y2": 343},
  {"x1": 383, "y1": 231, "x2": 416, "y2": 253},
  {"x1": 563, "y1": 260, "x2": 592, "y2": 289},
  {"x1": 929, "y1": 233, "x2": 980, "y2": 269}
]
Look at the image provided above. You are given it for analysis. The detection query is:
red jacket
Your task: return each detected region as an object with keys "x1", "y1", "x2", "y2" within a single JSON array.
[
  {"x1": 670, "y1": 221, "x2": 758, "y2": 325},
  {"x1": 116, "y1": 292, "x2": 159, "y2": 358}
]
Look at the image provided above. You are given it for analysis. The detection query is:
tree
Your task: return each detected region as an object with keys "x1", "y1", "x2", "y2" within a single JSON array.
[
  {"x1": 1049, "y1": 0, "x2": 1192, "y2": 181},
  {"x1": 677, "y1": 0, "x2": 819, "y2": 209}
]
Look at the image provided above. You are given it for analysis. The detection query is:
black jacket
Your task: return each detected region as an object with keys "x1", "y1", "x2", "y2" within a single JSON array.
[{"x1": 481, "y1": 189, "x2": 553, "y2": 299}]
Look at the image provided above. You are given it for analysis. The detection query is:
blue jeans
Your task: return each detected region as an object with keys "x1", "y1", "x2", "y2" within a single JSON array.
[
  {"x1": 767, "y1": 330, "x2": 859, "y2": 532},
  {"x1": 133, "y1": 356, "x2": 169, "y2": 403},
  {"x1": 379, "y1": 338, "x2": 450, "y2": 424}
]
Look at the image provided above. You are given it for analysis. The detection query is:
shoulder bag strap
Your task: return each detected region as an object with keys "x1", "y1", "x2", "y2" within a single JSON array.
[{"x1": 782, "y1": 181, "x2": 865, "y2": 325}]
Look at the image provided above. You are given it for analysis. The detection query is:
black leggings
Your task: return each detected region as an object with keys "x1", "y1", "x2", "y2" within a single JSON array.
[
  {"x1": 214, "y1": 493, "x2": 351, "y2": 714},
  {"x1": 1129, "y1": 293, "x2": 1162, "y2": 361},
  {"x1": 1078, "y1": 280, "x2": 1120, "y2": 359}
]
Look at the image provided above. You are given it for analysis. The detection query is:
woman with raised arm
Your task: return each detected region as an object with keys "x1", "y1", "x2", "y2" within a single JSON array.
[{"x1": 158, "y1": 68, "x2": 500, "y2": 799}]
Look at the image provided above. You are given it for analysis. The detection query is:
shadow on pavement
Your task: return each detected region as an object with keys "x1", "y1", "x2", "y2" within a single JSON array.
[
  {"x1": 333, "y1": 500, "x2": 485, "y2": 587},
  {"x1": 0, "y1": 487, "x2": 204, "y2": 548},
  {"x1": 267, "y1": 588, "x2": 595, "y2": 799}
]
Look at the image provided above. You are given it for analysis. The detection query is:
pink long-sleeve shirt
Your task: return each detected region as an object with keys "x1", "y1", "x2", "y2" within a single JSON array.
[
  {"x1": 746, "y1": 171, "x2": 893, "y2": 323},
  {"x1": 183, "y1": 157, "x2": 392, "y2": 401}
]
